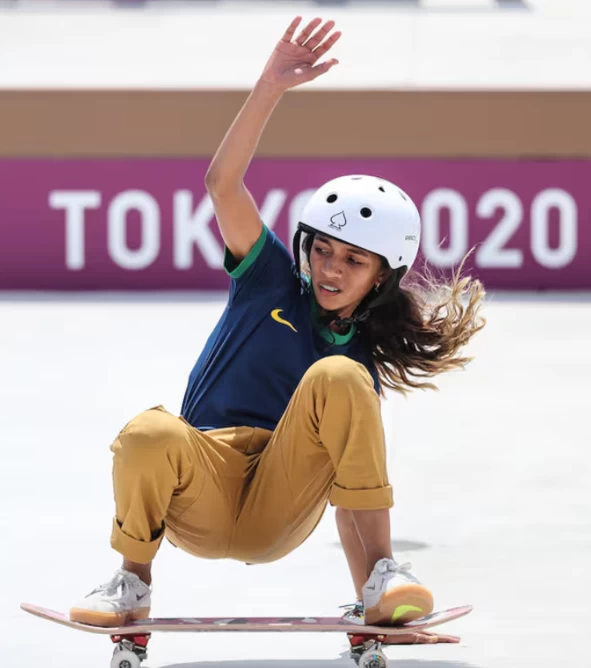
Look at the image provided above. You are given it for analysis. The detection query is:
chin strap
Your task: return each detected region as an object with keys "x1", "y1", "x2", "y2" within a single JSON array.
[
  {"x1": 323, "y1": 269, "x2": 404, "y2": 330},
  {"x1": 292, "y1": 227, "x2": 304, "y2": 277}
]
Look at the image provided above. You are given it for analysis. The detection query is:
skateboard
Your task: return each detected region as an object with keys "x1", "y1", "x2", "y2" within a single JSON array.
[{"x1": 20, "y1": 602, "x2": 472, "y2": 668}]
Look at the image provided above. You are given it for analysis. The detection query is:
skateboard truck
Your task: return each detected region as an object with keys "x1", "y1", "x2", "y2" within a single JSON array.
[
  {"x1": 110, "y1": 633, "x2": 150, "y2": 668},
  {"x1": 348, "y1": 633, "x2": 387, "y2": 668}
]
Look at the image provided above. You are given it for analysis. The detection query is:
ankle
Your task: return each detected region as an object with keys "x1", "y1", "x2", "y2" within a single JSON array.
[
  {"x1": 365, "y1": 554, "x2": 393, "y2": 579},
  {"x1": 122, "y1": 560, "x2": 152, "y2": 587}
]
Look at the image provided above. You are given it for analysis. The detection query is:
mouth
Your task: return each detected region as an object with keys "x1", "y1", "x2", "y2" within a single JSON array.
[{"x1": 318, "y1": 283, "x2": 342, "y2": 297}]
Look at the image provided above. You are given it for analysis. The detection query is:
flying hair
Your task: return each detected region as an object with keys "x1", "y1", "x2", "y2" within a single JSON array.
[{"x1": 302, "y1": 232, "x2": 486, "y2": 395}]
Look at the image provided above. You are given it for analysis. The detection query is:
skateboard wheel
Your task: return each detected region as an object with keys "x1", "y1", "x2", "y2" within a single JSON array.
[
  {"x1": 356, "y1": 648, "x2": 387, "y2": 668},
  {"x1": 110, "y1": 648, "x2": 142, "y2": 668}
]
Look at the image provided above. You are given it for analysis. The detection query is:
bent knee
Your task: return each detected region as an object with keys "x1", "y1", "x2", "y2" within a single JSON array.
[
  {"x1": 112, "y1": 406, "x2": 185, "y2": 457},
  {"x1": 303, "y1": 356, "x2": 373, "y2": 389}
]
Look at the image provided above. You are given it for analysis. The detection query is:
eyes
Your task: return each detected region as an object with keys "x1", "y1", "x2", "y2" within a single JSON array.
[{"x1": 313, "y1": 244, "x2": 365, "y2": 266}]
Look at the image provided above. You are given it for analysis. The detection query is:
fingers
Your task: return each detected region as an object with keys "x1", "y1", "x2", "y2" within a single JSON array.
[
  {"x1": 282, "y1": 15, "x2": 342, "y2": 62},
  {"x1": 382, "y1": 632, "x2": 461, "y2": 645},
  {"x1": 303, "y1": 20, "x2": 336, "y2": 51},
  {"x1": 295, "y1": 17, "x2": 323, "y2": 46},
  {"x1": 312, "y1": 30, "x2": 342, "y2": 58},
  {"x1": 432, "y1": 634, "x2": 461, "y2": 643},
  {"x1": 292, "y1": 17, "x2": 340, "y2": 53},
  {"x1": 413, "y1": 632, "x2": 460, "y2": 644},
  {"x1": 381, "y1": 633, "x2": 419, "y2": 645},
  {"x1": 281, "y1": 16, "x2": 302, "y2": 43}
]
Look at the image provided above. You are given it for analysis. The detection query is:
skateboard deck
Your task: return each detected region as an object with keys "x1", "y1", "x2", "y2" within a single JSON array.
[
  {"x1": 20, "y1": 602, "x2": 472, "y2": 635},
  {"x1": 21, "y1": 603, "x2": 472, "y2": 667}
]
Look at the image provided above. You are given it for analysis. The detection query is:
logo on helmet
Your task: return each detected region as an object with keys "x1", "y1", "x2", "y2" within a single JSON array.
[{"x1": 329, "y1": 211, "x2": 347, "y2": 231}]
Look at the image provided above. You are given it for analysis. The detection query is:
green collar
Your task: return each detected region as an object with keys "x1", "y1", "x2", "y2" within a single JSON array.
[{"x1": 309, "y1": 288, "x2": 357, "y2": 346}]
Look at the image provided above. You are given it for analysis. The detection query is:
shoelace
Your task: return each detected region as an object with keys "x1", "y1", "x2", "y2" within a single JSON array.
[
  {"x1": 377, "y1": 560, "x2": 413, "y2": 576},
  {"x1": 89, "y1": 570, "x2": 129, "y2": 597},
  {"x1": 339, "y1": 602, "x2": 364, "y2": 619}
]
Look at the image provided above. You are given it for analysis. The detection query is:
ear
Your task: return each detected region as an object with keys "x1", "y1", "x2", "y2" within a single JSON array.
[{"x1": 377, "y1": 267, "x2": 393, "y2": 285}]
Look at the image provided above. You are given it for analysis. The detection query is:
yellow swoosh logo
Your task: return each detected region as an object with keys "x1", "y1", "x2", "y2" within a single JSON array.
[{"x1": 271, "y1": 309, "x2": 297, "y2": 333}]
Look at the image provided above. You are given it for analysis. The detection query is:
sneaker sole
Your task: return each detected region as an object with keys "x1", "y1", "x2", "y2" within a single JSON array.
[
  {"x1": 68, "y1": 606, "x2": 150, "y2": 628},
  {"x1": 364, "y1": 584, "x2": 434, "y2": 626}
]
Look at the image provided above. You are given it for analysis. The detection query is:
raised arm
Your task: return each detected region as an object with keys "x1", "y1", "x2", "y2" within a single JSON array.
[{"x1": 204, "y1": 16, "x2": 341, "y2": 261}]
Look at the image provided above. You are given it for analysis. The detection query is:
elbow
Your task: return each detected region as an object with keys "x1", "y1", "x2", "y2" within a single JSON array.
[
  {"x1": 204, "y1": 169, "x2": 240, "y2": 197},
  {"x1": 204, "y1": 168, "x2": 220, "y2": 193}
]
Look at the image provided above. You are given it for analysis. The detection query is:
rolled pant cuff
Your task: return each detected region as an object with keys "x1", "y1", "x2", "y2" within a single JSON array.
[
  {"x1": 329, "y1": 484, "x2": 394, "y2": 510},
  {"x1": 110, "y1": 517, "x2": 164, "y2": 564}
]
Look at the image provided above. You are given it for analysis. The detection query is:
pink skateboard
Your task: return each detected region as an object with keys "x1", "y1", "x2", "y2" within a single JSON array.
[{"x1": 20, "y1": 602, "x2": 472, "y2": 668}]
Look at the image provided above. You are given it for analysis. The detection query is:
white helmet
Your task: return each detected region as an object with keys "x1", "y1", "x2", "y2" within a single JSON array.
[{"x1": 298, "y1": 174, "x2": 421, "y2": 272}]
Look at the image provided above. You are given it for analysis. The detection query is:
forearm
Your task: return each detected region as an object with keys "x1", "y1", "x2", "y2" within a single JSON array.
[
  {"x1": 201, "y1": 16, "x2": 339, "y2": 256},
  {"x1": 205, "y1": 80, "x2": 284, "y2": 193}
]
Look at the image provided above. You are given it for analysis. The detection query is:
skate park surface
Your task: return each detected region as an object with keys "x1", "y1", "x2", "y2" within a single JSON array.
[{"x1": 1, "y1": 291, "x2": 589, "y2": 668}]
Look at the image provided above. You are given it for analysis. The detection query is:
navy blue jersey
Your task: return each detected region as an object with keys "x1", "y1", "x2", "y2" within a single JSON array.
[{"x1": 181, "y1": 226, "x2": 379, "y2": 431}]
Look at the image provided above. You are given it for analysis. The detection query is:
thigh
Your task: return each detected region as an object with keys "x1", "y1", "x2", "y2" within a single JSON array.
[
  {"x1": 231, "y1": 410, "x2": 334, "y2": 564},
  {"x1": 230, "y1": 355, "x2": 388, "y2": 563},
  {"x1": 165, "y1": 424, "x2": 260, "y2": 560}
]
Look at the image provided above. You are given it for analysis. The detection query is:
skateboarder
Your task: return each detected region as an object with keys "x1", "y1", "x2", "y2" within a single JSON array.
[{"x1": 69, "y1": 17, "x2": 485, "y2": 643}]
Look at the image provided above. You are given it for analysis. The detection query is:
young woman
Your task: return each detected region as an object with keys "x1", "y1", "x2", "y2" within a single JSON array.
[{"x1": 70, "y1": 17, "x2": 485, "y2": 645}]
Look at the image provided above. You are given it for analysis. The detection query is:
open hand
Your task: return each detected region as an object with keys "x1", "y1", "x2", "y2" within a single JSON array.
[
  {"x1": 259, "y1": 16, "x2": 341, "y2": 92},
  {"x1": 382, "y1": 631, "x2": 461, "y2": 645},
  {"x1": 349, "y1": 631, "x2": 460, "y2": 646}
]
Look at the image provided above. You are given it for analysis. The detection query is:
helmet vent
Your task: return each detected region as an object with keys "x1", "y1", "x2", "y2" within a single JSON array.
[
  {"x1": 398, "y1": 190, "x2": 408, "y2": 201},
  {"x1": 378, "y1": 186, "x2": 386, "y2": 192},
  {"x1": 327, "y1": 194, "x2": 338, "y2": 203},
  {"x1": 360, "y1": 207, "x2": 373, "y2": 219}
]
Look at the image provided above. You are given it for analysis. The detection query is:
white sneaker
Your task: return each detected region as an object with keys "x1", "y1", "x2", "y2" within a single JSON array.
[
  {"x1": 362, "y1": 558, "x2": 433, "y2": 626},
  {"x1": 69, "y1": 569, "x2": 151, "y2": 627}
]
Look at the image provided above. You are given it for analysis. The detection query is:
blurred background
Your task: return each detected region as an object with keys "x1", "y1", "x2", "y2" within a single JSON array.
[
  {"x1": 1, "y1": 2, "x2": 590, "y2": 668},
  {"x1": 0, "y1": 0, "x2": 590, "y2": 290}
]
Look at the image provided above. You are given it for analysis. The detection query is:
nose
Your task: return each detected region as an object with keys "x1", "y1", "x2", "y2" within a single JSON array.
[{"x1": 322, "y1": 255, "x2": 343, "y2": 278}]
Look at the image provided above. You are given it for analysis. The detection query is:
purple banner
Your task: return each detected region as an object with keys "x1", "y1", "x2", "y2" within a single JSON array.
[{"x1": 0, "y1": 159, "x2": 589, "y2": 290}]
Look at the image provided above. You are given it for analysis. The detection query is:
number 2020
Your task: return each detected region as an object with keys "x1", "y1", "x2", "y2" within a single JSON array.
[{"x1": 421, "y1": 188, "x2": 578, "y2": 269}]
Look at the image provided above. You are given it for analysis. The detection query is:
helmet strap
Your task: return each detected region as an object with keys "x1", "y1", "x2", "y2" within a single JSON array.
[
  {"x1": 325, "y1": 269, "x2": 405, "y2": 329},
  {"x1": 292, "y1": 228, "x2": 303, "y2": 275}
]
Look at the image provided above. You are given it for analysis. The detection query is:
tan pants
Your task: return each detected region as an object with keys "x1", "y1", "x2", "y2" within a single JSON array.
[{"x1": 110, "y1": 356, "x2": 393, "y2": 565}]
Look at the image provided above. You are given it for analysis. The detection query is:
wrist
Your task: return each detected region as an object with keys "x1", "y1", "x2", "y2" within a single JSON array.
[{"x1": 253, "y1": 78, "x2": 286, "y2": 103}]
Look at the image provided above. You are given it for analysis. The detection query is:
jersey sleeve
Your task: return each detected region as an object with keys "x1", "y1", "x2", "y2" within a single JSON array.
[
  {"x1": 369, "y1": 364, "x2": 381, "y2": 395},
  {"x1": 224, "y1": 225, "x2": 298, "y2": 302}
]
